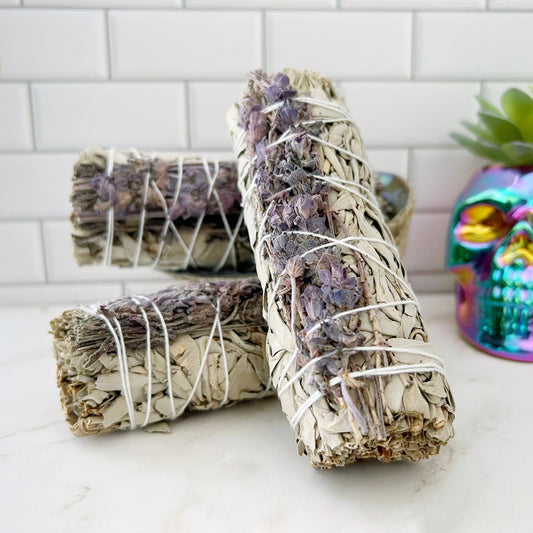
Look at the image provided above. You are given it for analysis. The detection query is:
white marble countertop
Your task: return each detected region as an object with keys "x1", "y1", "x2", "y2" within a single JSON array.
[{"x1": 0, "y1": 294, "x2": 532, "y2": 533}]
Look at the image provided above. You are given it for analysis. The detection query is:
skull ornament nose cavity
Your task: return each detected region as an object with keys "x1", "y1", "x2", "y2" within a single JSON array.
[
  {"x1": 447, "y1": 165, "x2": 533, "y2": 361},
  {"x1": 495, "y1": 222, "x2": 533, "y2": 269}
]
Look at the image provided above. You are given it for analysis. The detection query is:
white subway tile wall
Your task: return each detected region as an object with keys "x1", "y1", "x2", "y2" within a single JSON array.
[
  {"x1": 411, "y1": 149, "x2": 484, "y2": 211},
  {"x1": 0, "y1": 84, "x2": 33, "y2": 150},
  {"x1": 189, "y1": 81, "x2": 246, "y2": 149},
  {"x1": 341, "y1": 0, "x2": 484, "y2": 7},
  {"x1": 25, "y1": 1, "x2": 182, "y2": 6},
  {"x1": 0, "y1": 153, "x2": 76, "y2": 218},
  {"x1": 0, "y1": 222, "x2": 45, "y2": 283},
  {"x1": 0, "y1": 2, "x2": 530, "y2": 303},
  {"x1": 32, "y1": 83, "x2": 187, "y2": 150},
  {"x1": 415, "y1": 13, "x2": 533, "y2": 80},
  {"x1": 489, "y1": 0, "x2": 533, "y2": 7},
  {"x1": 109, "y1": 11, "x2": 262, "y2": 80},
  {"x1": 341, "y1": 82, "x2": 479, "y2": 146},
  {"x1": 266, "y1": 12, "x2": 412, "y2": 79},
  {"x1": 403, "y1": 212, "x2": 451, "y2": 272},
  {"x1": 188, "y1": 1, "x2": 336, "y2": 8},
  {"x1": 0, "y1": 10, "x2": 107, "y2": 80}
]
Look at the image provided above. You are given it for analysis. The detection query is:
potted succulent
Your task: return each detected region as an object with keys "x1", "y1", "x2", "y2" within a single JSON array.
[{"x1": 448, "y1": 87, "x2": 533, "y2": 361}]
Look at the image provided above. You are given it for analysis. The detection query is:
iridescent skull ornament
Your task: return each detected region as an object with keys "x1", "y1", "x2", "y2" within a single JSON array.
[{"x1": 448, "y1": 165, "x2": 533, "y2": 361}]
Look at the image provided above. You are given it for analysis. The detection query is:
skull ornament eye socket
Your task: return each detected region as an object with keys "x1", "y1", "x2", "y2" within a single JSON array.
[{"x1": 455, "y1": 203, "x2": 512, "y2": 247}]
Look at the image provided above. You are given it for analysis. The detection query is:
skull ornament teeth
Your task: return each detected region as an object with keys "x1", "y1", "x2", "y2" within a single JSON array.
[{"x1": 448, "y1": 165, "x2": 533, "y2": 361}]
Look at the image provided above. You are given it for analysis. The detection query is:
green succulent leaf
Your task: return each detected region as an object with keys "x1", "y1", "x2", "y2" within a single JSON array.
[
  {"x1": 501, "y1": 88, "x2": 533, "y2": 143},
  {"x1": 460, "y1": 120, "x2": 496, "y2": 143},
  {"x1": 501, "y1": 141, "x2": 533, "y2": 165},
  {"x1": 450, "y1": 133, "x2": 515, "y2": 164},
  {"x1": 478, "y1": 111, "x2": 522, "y2": 144},
  {"x1": 475, "y1": 96, "x2": 504, "y2": 117},
  {"x1": 453, "y1": 89, "x2": 533, "y2": 164}
]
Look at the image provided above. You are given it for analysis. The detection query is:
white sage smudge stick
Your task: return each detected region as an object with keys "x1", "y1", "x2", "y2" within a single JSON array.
[
  {"x1": 228, "y1": 69, "x2": 455, "y2": 468},
  {"x1": 71, "y1": 148, "x2": 413, "y2": 273},
  {"x1": 51, "y1": 279, "x2": 271, "y2": 436},
  {"x1": 71, "y1": 148, "x2": 251, "y2": 272}
]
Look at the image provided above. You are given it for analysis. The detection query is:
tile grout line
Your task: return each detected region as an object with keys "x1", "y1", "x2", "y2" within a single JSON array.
[
  {"x1": 1, "y1": 7, "x2": 530, "y2": 12},
  {"x1": 0, "y1": 278, "x2": 175, "y2": 288},
  {"x1": 0, "y1": 145, "x2": 471, "y2": 157},
  {"x1": 480, "y1": 80, "x2": 487, "y2": 98},
  {"x1": 0, "y1": 270, "x2": 451, "y2": 286},
  {"x1": 38, "y1": 219, "x2": 49, "y2": 283},
  {"x1": 260, "y1": 9, "x2": 267, "y2": 70},
  {"x1": 104, "y1": 9, "x2": 112, "y2": 80},
  {"x1": 27, "y1": 82, "x2": 38, "y2": 152},
  {"x1": 410, "y1": 10, "x2": 417, "y2": 81},
  {"x1": 184, "y1": 80, "x2": 192, "y2": 150},
  {"x1": 4, "y1": 78, "x2": 533, "y2": 84},
  {"x1": 406, "y1": 147, "x2": 414, "y2": 187},
  {"x1": 0, "y1": 281, "x2": 124, "y2": 288}
]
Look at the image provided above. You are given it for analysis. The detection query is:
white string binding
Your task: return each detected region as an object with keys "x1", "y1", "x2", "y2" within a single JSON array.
[
  {"x1": 112, "y1": 315, "x2": 137, "y2": 427},
  {"x1": 290, "y1": 363, "x2": 445, "y2": 430},
  {"x1": 201, "y1": 157, "x2": 240, "y2": 271},
  {"x1": 152, "y1": 155, "x2": 190, "y2": 269},
  {"x1": 152, "y1": 156, "x2": 200, "y2": 269},
  {"x1": 263, "y1": 234, "x2": 419, "y2": 314},
  {"x1": 215, "y1": 211, "x2": 245, "y2": 272},
  {"x1": 174, "y1": 297, "x2": 224, "y2": 418},
  {"x1": 151, "y1": 156, "x2": 243, "y2": 271},
  {"x1": 214, "y1": 299, "x2": 230, "y2": 407},
  {"x1": 131, "y1": 294, "x2": 176, "y2": 422},
  {"x1": 130, "y1": 151, "x2": 155, "y2": 268},
  {"x1": 80, "y1": 302, "x2": 137, "y2": 429},
  {"x1": 242, "y1": 89, "x2": 445, "y2": 431},
  {"x1": 181, "y1": 158, "x2": 220, "y2": 269},
  {"x1": 276, "y1": 299, "x2": 422, "y2": 395},
  {"x1": 129, "y1": 296, "x2": 153, "y2": 427},
  {"x1": 103, "y1": 148, "x2": 116, "y2": 266},
  {"x1": 82, "y1": 292, "x2": 228, "y2": 429}
]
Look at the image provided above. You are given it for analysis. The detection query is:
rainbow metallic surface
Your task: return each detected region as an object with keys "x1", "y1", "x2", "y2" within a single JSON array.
[{"x1": 447, "y1": 165, "x2": 533, "y2": 361}]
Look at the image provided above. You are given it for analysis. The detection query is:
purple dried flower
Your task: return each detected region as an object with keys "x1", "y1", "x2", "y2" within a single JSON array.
[
  {"x1": 92, "y1": 174, "x2": 116, "y2": 204},
  {"x1": 239, "y1": 70, "x2": 366, "y2": 398},
  {"x1": 296, "y1": 196, "x2": 318, "y2": 219},
  {"x1": 286, "y1": 256, "x2": 306, "y2": 278},
  {"x1": 277, "y1": 103, "x2": 299, "y2": 131},
  {"x1": 265, "y1": 73, "x2": 297, "y2": 103},
  {"x1": 248, "y1": 104, "x2": 267, "y2": 143},
  {"x1": 301, "y1": 285, "x2": 325, "y2": 322}
]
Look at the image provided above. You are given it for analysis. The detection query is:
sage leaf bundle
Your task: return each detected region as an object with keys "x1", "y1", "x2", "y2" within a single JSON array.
[
  {"x1": 71, "y1": 148, "x2": 252, "y2": 271},
  {"x1": 71, "y1": 148, "x2": 413, "y2": 273},
  {"x1": 51, "y1": 279, "x2": 270, "y2": 436},
  {"x1": 228, "y1": 69, "x2": 455, "y2": 468}
]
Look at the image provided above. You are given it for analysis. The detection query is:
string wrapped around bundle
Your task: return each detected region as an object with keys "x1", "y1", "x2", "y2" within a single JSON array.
[
  {"x1": 228, "y1": 69, "x2": 455, "y2": 468},
  {"x1": 71, "y1": 148, "x2": 252, "y2": 272},
  {"x1": 51, "y1": 279, "x2": 271, "y2": 436},
  {"x1": 71, "y1": 148, "x2": 413, "y2": 273}
]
